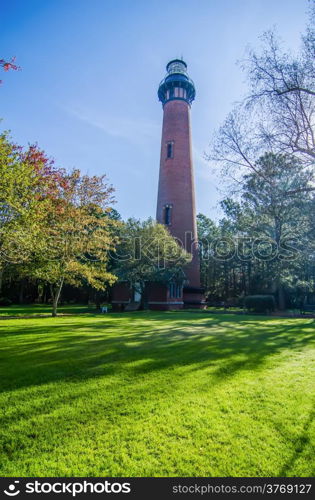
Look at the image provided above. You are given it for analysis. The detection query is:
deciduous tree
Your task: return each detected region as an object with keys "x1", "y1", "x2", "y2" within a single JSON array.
[
  {"x1": 30, "y1": 169, "x2": 118, "y2": 316},
  {"x1": 210, "y1": 2, "x2": 315, "y2": 188},
  {"x1": 113, "y1": 218, "x2": 191, "y2": 309}
]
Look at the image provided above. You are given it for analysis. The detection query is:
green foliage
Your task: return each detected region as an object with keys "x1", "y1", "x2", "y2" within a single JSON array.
[
  {"x1": 29, "y1": 171, "x2": 118, "y2": 315},
  {"x1": 0, "y1": 133, "x2": 43, "y2": 271},
  {"x1": 244, "y1": 295, "x2": 276, "y2": 313},
  {"x1": 207, "y1": 0, "x2": 315, "y2": 308},
  {"x1": 113, "y1": 218, "x2": 191, "y2": 304},
  {"x1": 198, "y1": 153, "x2": 315, "y2": 309},
  {"x1": 0, "y1": 133, "x2": 118, "y2": 315}
]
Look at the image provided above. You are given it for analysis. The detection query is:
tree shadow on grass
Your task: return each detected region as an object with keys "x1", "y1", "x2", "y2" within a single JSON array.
[
  {"x1": 0, "y1": 313, "x2": 314, "y2": 394},
  {"x1": 279, "y1": 406, "x2": 315, "y2": 476},
  {"x1": 0, "y1": 312, "x2": 314, "y2": 477}
]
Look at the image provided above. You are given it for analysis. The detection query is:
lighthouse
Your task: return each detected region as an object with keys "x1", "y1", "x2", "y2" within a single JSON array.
[
  {"x1": 111, "y1": 59, "x2": 204, "y2": 311},
  {"x1": 156, "y1": 59, "x2": 204, "y2": 308}
]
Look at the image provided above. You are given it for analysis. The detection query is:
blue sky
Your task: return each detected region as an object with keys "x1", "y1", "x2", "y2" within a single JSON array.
[{"x1": 0, "y1": 0, "x2": 309, "y2": 220}]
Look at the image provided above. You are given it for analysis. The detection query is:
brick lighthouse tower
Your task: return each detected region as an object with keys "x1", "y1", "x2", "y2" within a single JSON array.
[
  {"x1": 111, "y1": 59, "x2": 204, "y2": 311},
  {"x1": 156, "y1": 59, "x2": 204, "y2": 308}
]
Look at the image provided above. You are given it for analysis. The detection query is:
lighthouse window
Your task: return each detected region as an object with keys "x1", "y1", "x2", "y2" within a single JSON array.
[
  {"x1": 167, "y1": 142, "x2": 174, "y2": 159},
  {"x1": 164, "y1": 205, "x2": 172, "y2": 225}
]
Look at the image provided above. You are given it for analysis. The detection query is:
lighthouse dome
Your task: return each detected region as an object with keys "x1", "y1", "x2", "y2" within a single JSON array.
[{"x1": 158, "y1": 59, "x2": 195, "y2": 106}]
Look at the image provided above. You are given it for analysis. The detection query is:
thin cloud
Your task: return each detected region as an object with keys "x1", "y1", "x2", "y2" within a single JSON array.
[
  {"x1": 65, "y1": 105, "x2": 160, "y2": 146},
  {"x1": 193, "y1": 146, "x2": 218, "y2": 183}
]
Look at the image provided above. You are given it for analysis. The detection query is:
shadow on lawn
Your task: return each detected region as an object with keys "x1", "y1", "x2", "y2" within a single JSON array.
[
  {"x1": 0, "y1": 305, "x2": 95, "y2": 317},
  {"x1": 279, "y1": 405, "x2": 315, "y2": 476},
  {"x1": 0, "y1": 313, "x2": 314, "y2": 395}
]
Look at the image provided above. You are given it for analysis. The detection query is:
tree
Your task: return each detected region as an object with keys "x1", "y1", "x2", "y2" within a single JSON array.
[
  {"x1": 0, "y1": 57, "x2": 20, "y2": 84},
  {"x1": 197, "y1": 213, "x2": 223, "y2": 299},
  {"x1": 113, "y1": 218, "x2": 191, "y2": 309},
  {"x1": 0, "y1": 134, "x2": 45, "y2": 294},
  {"x1": 29, "y1": 169, "x2": 118, "y2": 316},
  {"x1": 198, "y1": 209, "x2": 252, "y2": 302},
  {"x1": 241, "y1": 153, "x2": 314, "y2": 308},
  {"x1": 0, "y1": 135, "x2": 118, "y2": 314},
  {"x1": 198, "y1": 153, "x2": 315, "y2": 309},
  {"x1": 210, "y1": 2, "x2": 315, "y2": 187}
]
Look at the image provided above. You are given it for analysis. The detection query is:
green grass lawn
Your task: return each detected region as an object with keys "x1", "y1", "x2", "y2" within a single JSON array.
[{"x1": 0, "y1": 308, "x2": 314, "y2": 477}]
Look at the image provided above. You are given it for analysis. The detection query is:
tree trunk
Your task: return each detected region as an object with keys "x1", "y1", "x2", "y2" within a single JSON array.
[
  {"x1": 274, "y1": 216, "x2": 286, "y2": 310},
  {"x1": 51, "y1": 279, "x2": 64, "y2": 317},
  {"x1": 139, "y1": 284, "x2": 148, "y2": 310},
  {"x1": 0, "y1": 267, "x2": 3, "y2": 295},
  {"x1": 19, "y1": 280, "x2": 25, "y2": 304},
  {"x1": 37, "y1": 283, "x2": 43, "y2": 303},
  {"x1": 241, "y1": 264, "x2": 247, "y2": 295},
  {"x1": 247, "y1": 261, "x2": 252, "y2": 294},
  {"x1": 232, "y1": 267, "x2": 237, "y2": 296},
  {"x1": 224, "y1": 263, "x2": 229, "y2": 299},
  {"x1": 278, "y1": 283, "x2": 286, "y2": 311},
  {"x1": 44, "y1": 284, "x2": 50, "y2": 304},
  {"x1": 95, "y1": 291, "x2": 101, "y2": 310}
]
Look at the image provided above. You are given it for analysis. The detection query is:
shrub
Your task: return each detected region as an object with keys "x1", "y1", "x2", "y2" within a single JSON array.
[
  {"x1": 0, "y1": 297, "x2": 12, "y2": 306},
  {"x1": 244, "y1": 295, "x2": 275, "y2": 313},
  {"x1": 225, "y1": 297, "x2": 241, "y2": 308}
]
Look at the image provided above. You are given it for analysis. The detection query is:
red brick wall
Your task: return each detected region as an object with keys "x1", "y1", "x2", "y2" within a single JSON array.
[
  {"x1": 147, "y1": 282, "x2": 184, "y2": 310},
  {"x1": 147, "y1": 282, "x2": 168, "y2": 302},
  {"x1": 111, "y1": 282, "x2": 131, "y2": 302},
  {"x1": 156, "y1": 99, "x2": 200, "y2": 287}
]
